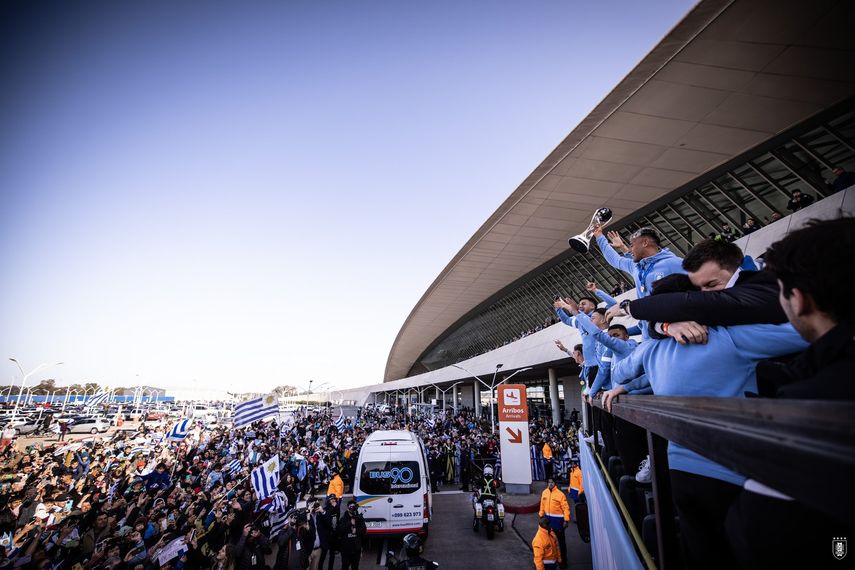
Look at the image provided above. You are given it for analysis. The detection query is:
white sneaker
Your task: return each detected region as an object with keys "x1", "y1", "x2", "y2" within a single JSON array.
[{"x1": 635, "y1": 456, "x2": 651, "y2": 483}]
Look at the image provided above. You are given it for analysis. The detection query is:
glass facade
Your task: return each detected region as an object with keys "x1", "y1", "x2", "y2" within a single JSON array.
[{"x1": 411, "y1": 99, "x2": 855, "y2": 376}]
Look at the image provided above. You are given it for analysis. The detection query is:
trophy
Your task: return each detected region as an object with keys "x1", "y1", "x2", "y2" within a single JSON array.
[{"x1": 568, "y1": 207, "x2": 613, "y2": 253}]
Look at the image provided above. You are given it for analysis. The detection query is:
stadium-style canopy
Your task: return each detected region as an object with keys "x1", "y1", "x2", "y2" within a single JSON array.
[{"x1": 385, "y1": 0, "x2": 855, "y2": 381}]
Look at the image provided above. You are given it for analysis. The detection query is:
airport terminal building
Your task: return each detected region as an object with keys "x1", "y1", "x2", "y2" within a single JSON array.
[{"x1": 331, "y1": 0, "x2": 855, "y2": 420}]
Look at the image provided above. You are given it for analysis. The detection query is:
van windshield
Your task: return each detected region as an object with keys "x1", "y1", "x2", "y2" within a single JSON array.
[{"x1": 359, "y1": 461, "x2": 421, "y2": 495}]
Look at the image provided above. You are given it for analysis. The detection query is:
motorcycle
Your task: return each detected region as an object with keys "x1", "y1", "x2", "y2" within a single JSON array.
[{"x1": 472, "y1": 492, "x2": 505, "y2": 539}]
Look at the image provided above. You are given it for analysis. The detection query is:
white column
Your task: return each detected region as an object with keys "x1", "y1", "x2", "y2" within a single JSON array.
[
  {"x1": 473, "y1": 380, "x2": 481, "y2": 416},
  {"x1": 561, "y1": 376, "x2": 577, "y2": 421},
  {"x1": 548, "y1": 368, "x2": 561, "y2": 426},
  {"x1": 435, "y1": 387, "x2": 440, "y2": 405},
  {"x1": 452, "y1": 384, "x2": 458, "y2": 412}
]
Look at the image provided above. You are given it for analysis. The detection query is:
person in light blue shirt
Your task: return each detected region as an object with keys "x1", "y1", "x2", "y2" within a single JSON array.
[
  {"x1": 610, "y1": 274, "x2": 809, "y2": 567},
  {"x1": 554, "y1": 295, "x2": 600, "y2": 390},
  {"x1": 593, "y1": 226, "x2": 684, "y2": 337}
]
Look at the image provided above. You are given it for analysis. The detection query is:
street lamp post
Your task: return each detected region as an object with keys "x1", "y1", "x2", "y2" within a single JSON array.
[
  {"x1": 8, "y1": 359, "x2": 64, "y2": 423},
  {"x1": 8, "y1": 360, "x2": 64, "y2": 423},
  {"x1": 452, "y1": 364, "x2": 533, "y2": 433}
]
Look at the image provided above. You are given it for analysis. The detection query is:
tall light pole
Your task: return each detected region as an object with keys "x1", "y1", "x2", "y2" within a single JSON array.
[
  {"x1": 452, "y1": 363, "x2": 533, "y2": 433},
  {"x1": 8, "y1": 359, "x2": 63, "y2": 423}
]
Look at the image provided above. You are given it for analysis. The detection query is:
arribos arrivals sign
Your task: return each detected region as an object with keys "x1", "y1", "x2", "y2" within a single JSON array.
[{"x1": 497, "y1": 384, "x2": 531, "y2": 486}]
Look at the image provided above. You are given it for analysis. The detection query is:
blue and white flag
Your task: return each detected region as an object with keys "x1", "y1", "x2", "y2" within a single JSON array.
[
  {"x1": 85, "y1": 392, "x2": 110, "y2": 407},
  {"x1": 251, "y1": 456, "x2": 280, "y2": 500},
  {"x1": 167, "y1": 418, "x2": 190, "y2": 441},
  {"x1": 234, "y1": 394, "x2": 278, "y2": 427},
  {"x1": 334, "y1": 409, "x2": 345, "y2": 433},
  {"x1": 226, "y1": 459, "x2": 242, "y2": 477},
  {"x1": 257, "y1": 490, "x2": 288, "y2": 513},
  {"x1": 269, "y1": 507, "x2": 291, "y2": 539}
]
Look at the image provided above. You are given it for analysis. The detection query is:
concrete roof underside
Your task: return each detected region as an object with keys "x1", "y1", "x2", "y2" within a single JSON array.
[{"x1": 385, "y1": 0, "x2": 855, "y2": 381}]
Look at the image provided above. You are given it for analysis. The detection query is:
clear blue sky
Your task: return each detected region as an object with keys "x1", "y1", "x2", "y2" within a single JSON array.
[{"x1": 0, "y1": 0, "x2": 694, "y2": 397}]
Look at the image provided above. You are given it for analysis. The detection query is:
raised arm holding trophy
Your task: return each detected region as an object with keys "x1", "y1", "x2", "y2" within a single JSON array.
[{"x1": 568, "y1": 207, "x2": 613, "y2": 253}]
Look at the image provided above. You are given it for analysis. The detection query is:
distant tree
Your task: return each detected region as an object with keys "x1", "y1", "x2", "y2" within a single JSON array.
[
  {"x1": 83, "y1": 382, "x2": 101, "y2": 394},
  {"x1": 31, "y1": 379, "x2": 57, "y2": 395},
  {"x1": 272, "y1": 385, "x2": 298, "y2": 397}
]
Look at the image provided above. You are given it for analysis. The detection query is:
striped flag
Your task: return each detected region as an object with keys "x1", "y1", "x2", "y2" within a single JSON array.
[
  {"x1": 334, "y1": 409, "x2": 345, "y2": 433},
  {"x1": 269, "y1": 507, "x2": 292, "y2": 539},
  {"x1": 251, "y1": 456, "x2": 280, "y2": 500},
  {"x1": 226, "y1": 459, "x2": 242, "y2": 477},
  {"x1": 234, "y1": 394, "x2": 278, "y2": 428},
  {"x1": 85, "y1": 392, "x2": 110, "y2": 407},
  {"x1": 166, "y1": 418, "x2": 190, "y2": 440},
  {"x1": 257, "y1": 490, "x2": 288, "y2": 513}
]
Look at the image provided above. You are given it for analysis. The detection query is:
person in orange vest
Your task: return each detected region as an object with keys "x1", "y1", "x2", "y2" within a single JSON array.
[
  {"x1": 326, "y1": 468, "x2": 344, "y2": 499},
  {"x1": 539, "y1": 478, "x2": 570, "y2": 569},
  {"x1": 542, "y1": 440, "x2": 554, "y2": 481},
  {"x1": 568, "y1": 463, "x2": 584, "y2": 503},
  {"x1": 532, "y1": 516, "x2": 562, "y2": 570}
]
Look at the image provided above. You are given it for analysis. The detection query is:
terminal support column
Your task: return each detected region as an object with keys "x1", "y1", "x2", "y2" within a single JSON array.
[
  {"x1": 548, "y1": 368, "x2": 561, "y2": 426},
  {"x1": 452, "y1": 384, "x2": 458, "y2": 412},
  {"x1": 473, "y1": 380, "x2": 481, "y2": 417}
]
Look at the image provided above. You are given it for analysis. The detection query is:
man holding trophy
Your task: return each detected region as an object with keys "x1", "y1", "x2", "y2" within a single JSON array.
[{"x1": 568, "y1": 208, "x2": 685, "y2": 338}]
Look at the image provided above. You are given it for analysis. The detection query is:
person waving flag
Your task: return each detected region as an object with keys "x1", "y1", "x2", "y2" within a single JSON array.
[
  {"x1": 166, "y1": 418, "x2": 190, "y2": 441},
  {"x1": 251, "y1": 455, "x2": 280, "y2": 500},
  {"x1": 334, "y1": 408, "x2": 345, "y2": 433}
]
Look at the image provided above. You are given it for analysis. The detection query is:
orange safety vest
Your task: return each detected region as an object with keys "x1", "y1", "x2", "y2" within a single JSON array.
[
  {"x1": 532, "y1": 526, "x2": 562, "y2": 570},
  {"x1": 568, "y1": 466, "x2": 584, "y2": 494},
  {"x1": 326, "y1": 474, "x2": 344, "y2": 498},
  {"x1": 542, "y1": 443, "x2": 553, "y2": 461},
  {"x1": 539, "y1": 487, "x2": 570, "y2": 522}
]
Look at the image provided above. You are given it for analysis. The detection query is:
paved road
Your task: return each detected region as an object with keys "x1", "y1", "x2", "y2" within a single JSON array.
[{"x1": 358, "y1": 491, "x2": 535, "y2": 570}]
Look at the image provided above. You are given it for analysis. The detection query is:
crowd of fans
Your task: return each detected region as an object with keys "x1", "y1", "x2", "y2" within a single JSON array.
[{"x1": 0, "y1": 396, "x2": 588, "y2": 570}]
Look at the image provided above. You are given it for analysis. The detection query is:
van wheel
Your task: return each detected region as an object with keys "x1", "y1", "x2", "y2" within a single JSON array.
[{"x1": 90, "y1": 428, "x2": 98, "y2": 434}]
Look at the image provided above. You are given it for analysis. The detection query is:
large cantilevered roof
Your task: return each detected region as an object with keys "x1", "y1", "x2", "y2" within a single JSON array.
[{"x1": 385, "y1": 0, "x2": 855, "y2": 381}]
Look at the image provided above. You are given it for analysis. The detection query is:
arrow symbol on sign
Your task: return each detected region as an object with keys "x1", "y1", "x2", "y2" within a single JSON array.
[{"x1": 505, "y1": 427, "x2": 523, "y2": 444}]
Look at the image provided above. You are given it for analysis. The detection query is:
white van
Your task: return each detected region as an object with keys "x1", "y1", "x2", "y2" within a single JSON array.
[{"x1": 354, "y1": 430, "x2": 432, "y2": 537}]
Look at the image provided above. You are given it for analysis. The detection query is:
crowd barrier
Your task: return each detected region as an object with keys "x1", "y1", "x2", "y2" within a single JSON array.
[{"x1": 584, "y1": 396, "x2": 855, "y2": 569}]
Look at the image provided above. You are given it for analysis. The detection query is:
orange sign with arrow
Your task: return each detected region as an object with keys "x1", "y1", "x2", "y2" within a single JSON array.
[{"x1": 505, "y1": 426, "x2": 523, "y2": 444}]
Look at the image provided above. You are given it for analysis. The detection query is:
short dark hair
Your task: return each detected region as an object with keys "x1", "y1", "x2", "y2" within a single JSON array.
[
  {"x1": 578, "y1": 296, "x2": 597, "y2": 306},
  {"x1": 592, "y1": 308, "x2": 606, "y2": 317},
  {"x1": 764, "y1": 218, "x2": 855, "y2": 323},
  {"x1": 630, "y1": 227, "x2": 661, "y2": 247},
  {"x1": 682, "y1": 239, "x2": 744, "y2": 273},
  {"x1": 651, "y1": 274, "x2": 698, "y2": 295},
  {"x1": 573, "y1": 344, "x2": 583, "y2": 353},
  {"x1": 608, "y1": 324, "x2": 628, "y2": 334}
]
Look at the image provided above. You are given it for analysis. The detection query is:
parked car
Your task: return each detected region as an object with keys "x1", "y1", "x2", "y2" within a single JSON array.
[
  {"x1": 66, "y1": 418, "x2": 109, "y2": 434},
  {"x1": 0, "y1": 419, "x2": 40, "y2": 436}
]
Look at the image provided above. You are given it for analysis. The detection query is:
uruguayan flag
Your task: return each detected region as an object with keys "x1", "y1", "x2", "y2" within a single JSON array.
[
  {"x1": 257, "y1": 490, "x2": 288, "y2": 513},
  {"x1": 251, "y1": 456, "x2": 280, "y2": 500},
  {"x1": 85, "y1": 392, "x2": 110, "y2": 407},
  {"x1": 269, "y1": 507, "x2": 292, "y2": 539},
  {"x1": 167, "y1": 418, "x2": 190, "y2": 440},
  {"x1": 334, "y1": 409, "x2": 345, "y2": 433},
  {"x1": 226, "y1": 459, "x2": 242, "y2": 476},
  {"x1": 234, "y1": 394, "x2": 278, "y2": 427}
]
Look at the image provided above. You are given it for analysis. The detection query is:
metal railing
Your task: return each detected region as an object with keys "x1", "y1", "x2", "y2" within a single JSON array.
[{"x1": 586, "y1": 396, "x2": 855, "y2": 569}]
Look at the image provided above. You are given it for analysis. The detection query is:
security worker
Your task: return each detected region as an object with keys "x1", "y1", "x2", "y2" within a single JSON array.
[
  {"x1": 478, "y1": 464, "x2": 499, "y2": 501},
  {"x1": 327, "y1": 468, "x2": 344, "y2": 499},
  {"x1": 542, "y1": 440, "x2": 554, "y2": 481},
  {"x1": 539, "y1": 478, "x2": 570, "y2": 569},
  {"x1": 568, "y1": 463, "x2": 584, "y2": 503},
  {"x1": 532, "y1": 516, "x2": 562, "y2": 570}
]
